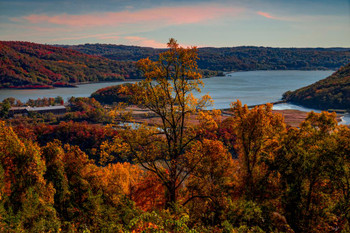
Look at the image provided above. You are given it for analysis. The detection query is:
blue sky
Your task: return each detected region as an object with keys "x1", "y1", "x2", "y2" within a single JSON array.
[{"x1": 0, "y1": 0, "x2": 349, "y2": 47}]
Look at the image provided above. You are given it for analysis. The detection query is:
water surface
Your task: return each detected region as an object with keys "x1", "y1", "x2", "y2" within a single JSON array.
[
  {"x1": 198, "y1": 70, "x2": 333, "y2": 109},
  {"x1": 1, "y1": 70, "x2": 339, "y2": 117},
  {"x1": 0, "y1": 81, "x2": 135, "y2": 103}
]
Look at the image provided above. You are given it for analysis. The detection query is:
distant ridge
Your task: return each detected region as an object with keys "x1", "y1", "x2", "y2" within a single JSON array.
[
  {"x1": 283, "y1": 63, "x2": 350, "y2": 110},
  {"x1": 0, "y1": 41, "x2": 139, "y2": 89},
  {"x1": 60, "y1": 44, "x2": 350, "y2": 71},
  {"x1": 2, "y1": 41, "x2": 350, "y2": 89}
]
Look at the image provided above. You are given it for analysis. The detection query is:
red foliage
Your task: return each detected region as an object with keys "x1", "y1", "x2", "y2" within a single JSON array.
[
  {"x1": 132, "y1": 171, "x2": 165, "y2": 211},
  {"x1": 35, "y1": 121, "x2": 117, "y2": 147},
  {"x1": 0, "y1": 41, "x2": 138, "y2": 89}
]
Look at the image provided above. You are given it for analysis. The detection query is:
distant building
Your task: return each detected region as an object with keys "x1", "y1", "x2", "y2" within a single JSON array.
[
  {"x1": 9, "y1": 106, "x2": 66, "y2": 117},
  {"x1": 8, "y1": 107, "x2": 28, "y2": 117}
]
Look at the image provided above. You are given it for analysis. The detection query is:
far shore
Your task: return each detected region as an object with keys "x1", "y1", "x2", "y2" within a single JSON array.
[
  {"x1": 75, "y1": 79, "x2": 143, "y2": 86},
  {"x1": 0, "y1": 68, "x2": 336, "y2": 90},
  {"x1": 0, "y1": 79, "x2": 142, "y2": 90}
]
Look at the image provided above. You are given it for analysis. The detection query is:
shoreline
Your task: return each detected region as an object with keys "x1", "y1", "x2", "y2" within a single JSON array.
[
  {"x1": 0, "y1": 79, "x2": 142, "y2": 90},
  {"x1": 0, "y1": 69, "x2": 335, "y2": 90},
  {"x1": 219, "y1": 101, "x2": 348, "y2": 126},
  {"x1": 128, "y1": 103, "x2": 348, "y2": 128},
  {"x1": 219, "y1": 100, "x2": 287, "y2": 111},
  {"x1": 75, "y1": 79, "x2": 143, "y2": 86},
  {"x1": 223, "y1": 68, "x2": 335, "y2": 75}
]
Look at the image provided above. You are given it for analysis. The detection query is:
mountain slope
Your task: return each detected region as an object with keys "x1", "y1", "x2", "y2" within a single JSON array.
[
  {"x1": 283, "y1": 63, "x2": 350, "y2": 110},
  {"x1": 0, "y1": 41, "x2": 139, "y2": 88},
  {"x1": 61, "y1": 44, "x2": 350, "y2": 71}
]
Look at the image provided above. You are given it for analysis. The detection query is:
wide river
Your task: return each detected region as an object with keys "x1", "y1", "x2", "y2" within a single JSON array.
[{"x1": 1, "y1": 70, "x2": 349, "y2": 123}]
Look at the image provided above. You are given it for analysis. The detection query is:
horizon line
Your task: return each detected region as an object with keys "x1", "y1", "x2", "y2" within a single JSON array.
[{"x1": 1, "y1": 40, "x2": 350, "y2": 49}]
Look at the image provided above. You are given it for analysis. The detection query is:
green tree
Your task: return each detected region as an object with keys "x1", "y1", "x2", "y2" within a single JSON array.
[
  {"x1": 0, "y1": 121, "x2": 60, "y2": 231},
  {"x1": 0, "y1": 100, "x2": 11, "y2": 118},
  {"x1": 274, "y1": 111, "x2": 346, "y2": 232}
]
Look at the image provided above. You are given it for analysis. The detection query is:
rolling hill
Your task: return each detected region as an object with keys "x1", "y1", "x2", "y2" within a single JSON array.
[
  {"x1": 91, "y1": 83, "x2": 135, "y2": 105},
  {"x1": 2, "y1": 41, "x2": 350, "y2": 89},
  {"x1": 61, "y1": 44, "x2": 350, "y2": 71},
  {"x1": 283, "y1": 63, "x2": 350, "y2": 110},
  {"x1": 0, "y1": 41, "x2": 139, "y2": 88}
]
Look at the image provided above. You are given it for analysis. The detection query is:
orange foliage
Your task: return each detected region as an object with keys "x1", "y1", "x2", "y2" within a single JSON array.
[
  {"x1": 132, "y1": 171, "x2": 165, "y2": 211},
  {"x1": 184, "y1": 139, "x2": 236, "y2": 223},
  {"x1": 230, "y1": 100, "x2": 286, "y2": 200},
  {"x1": 92, "y1": 163, "x2": 143, "y2": 205}
]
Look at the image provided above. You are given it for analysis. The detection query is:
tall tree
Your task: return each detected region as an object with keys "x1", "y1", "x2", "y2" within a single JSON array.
[
  {"x1": 274, "y1": 111, "x2": 348, "y2": 232},
  {"x1": 110, "y1": 39, "x2": 211, "y2": 208},
  {"x1": 230, "y1": 100, "x2": 286, "y2": 200},
  {"x1": 0, "y1": 121, "x2": 60, "y2": 231}
]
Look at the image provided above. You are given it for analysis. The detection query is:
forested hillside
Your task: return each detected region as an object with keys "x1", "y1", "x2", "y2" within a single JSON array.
[
  {"x1": 283, "y1": 63, "x2": 350, "y2": 110},
  {"x1": 0, "y1": 41, "x2": 139, "y2": 88},
  {"x1": 61, "y1": 43, "x2": 350, "y2": 71},
  {"x1": 1, "y1": 39, "x2": 349, "y2": 232},
  {"x1": 2, "y1": 41, "x2": 349, "y2": 89},
  {"x1": 91, "y1": 83, "x2": 135, "y2": 105}
]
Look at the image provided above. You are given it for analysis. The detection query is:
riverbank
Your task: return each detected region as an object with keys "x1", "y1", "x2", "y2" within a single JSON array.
[
  {"x1": 125, "y1": 105, "x2": 343, "y2": 128},
  {"x1": 0, "y1": 79, "x2": 143, "y2": 90}
]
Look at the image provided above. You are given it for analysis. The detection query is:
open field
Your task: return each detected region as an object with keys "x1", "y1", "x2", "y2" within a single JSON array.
[{"x1": 125, "y1": 106, "x2": 342, "y2": 128}]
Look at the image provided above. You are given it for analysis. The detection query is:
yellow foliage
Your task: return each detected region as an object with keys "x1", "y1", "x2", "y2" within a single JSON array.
[
  {"x1": 94, "y1": 162, "x2": 144, "y2": 205},
  {"x1": 229, "y1": 101, "x2": 286, "y2": 199}
]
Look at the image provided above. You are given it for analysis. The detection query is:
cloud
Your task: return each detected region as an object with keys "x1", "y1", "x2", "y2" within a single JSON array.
[
  {"x1": 256, "y1": 11, "x2": 341, "y2": 23},
  {"x1": 257, "y1": 11, "x2": 278, "y2": 20},
  {"x1": 124, "y1": 36, "x2": 166, "y2": 48},
  {"x1": 256, "y1": 10, "x2": 325, "y2": 22},
  {"x1": 257, "y1": 11, "x2": 295, "y2": 21},
  {"x1": 14, "y1": 4, "x2": 244, "y2": 28}
]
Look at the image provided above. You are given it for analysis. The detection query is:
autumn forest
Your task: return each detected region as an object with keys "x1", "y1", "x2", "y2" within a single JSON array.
[{"x1": 0, "y1": 39, "x2": 349, "y2": 233}]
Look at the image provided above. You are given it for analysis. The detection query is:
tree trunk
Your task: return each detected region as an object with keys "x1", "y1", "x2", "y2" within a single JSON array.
[{"x1": 165, "y1": 183, "x2": 177, "y2": 210}]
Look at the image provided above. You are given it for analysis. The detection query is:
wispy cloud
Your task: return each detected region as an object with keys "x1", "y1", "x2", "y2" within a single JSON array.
[
  {"x1": 124, "y1": 36, "x2": 166, "y2": 48},
  {"x1": 258, "y1": 11, "x2": 278, "y2": 20},
  {"x1": 257, "y1": 11, "x2": 290, "y2": 21},
  {"x1": 256, "y1": 10, "x2": 346, "y2": 25},
  {"x1": 13, "y1": 4, "x2": 244, "y2": 28}
]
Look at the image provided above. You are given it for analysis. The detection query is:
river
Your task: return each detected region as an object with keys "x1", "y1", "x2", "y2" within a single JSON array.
[{"x1": 1, "y1": 70, "x2": 348, "y2": 123}]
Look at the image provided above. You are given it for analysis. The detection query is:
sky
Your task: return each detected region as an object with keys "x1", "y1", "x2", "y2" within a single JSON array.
[{"x1": 0, "y1": 0, "x2": 349, "y2": 48}]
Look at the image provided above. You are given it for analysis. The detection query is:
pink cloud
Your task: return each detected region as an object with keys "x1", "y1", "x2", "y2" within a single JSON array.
[
  {"x1": 124, "y1": 36, "x2": 166, "y2": 48},
  {"x1": 257, "y1": 11, "x2": 292, "y2": 21},
  {"x1": 15, "y1": 5, "x2": 244, "y2": 28},
  {"x1": 258, "y1": 11, "x2": 277, "y2": 19}
]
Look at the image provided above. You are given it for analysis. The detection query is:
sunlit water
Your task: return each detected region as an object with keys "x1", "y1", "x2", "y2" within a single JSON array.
[{"x1": 1, "y1": 70, "x2": 348, "y2": 124}]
